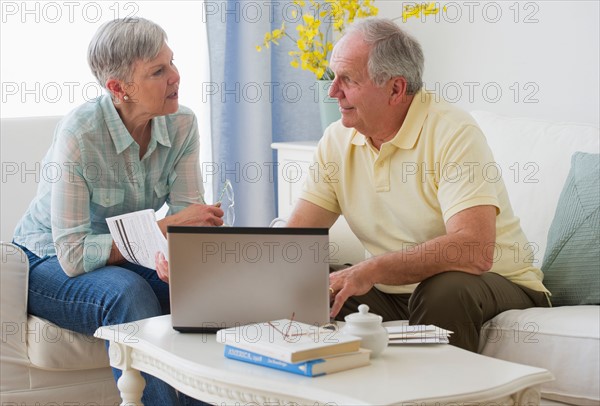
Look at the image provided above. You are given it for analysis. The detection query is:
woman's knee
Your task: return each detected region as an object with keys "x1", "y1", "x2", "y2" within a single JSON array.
[
  {"x1": 71, "y1": 266, "x2": 162, "y2": 325},
  {"x1": 88, "y1": 266, "x2": 164, "y2": 325},
  {"x1": 27, "y1": 262, "x2": 163, "y2": 334}
]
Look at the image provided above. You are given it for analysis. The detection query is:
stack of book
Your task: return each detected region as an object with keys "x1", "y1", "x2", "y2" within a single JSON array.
[{"x1": 216, "y1": 319, "x2": 370, "y2": 377}]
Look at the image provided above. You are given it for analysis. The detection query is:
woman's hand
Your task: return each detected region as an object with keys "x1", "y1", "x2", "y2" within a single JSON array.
[
  {"x1": 175, "y1": 203, "x2": 224, "y2": 226},
  {"x1": 156, "y1": 252, "x2": 170, "y2": 283},
  {"x1": 154, "y1": 204, "x2": 222, "y2": 283},
  {"x1": 158, "y1": 204, "x2": 224, "y2": 234}
]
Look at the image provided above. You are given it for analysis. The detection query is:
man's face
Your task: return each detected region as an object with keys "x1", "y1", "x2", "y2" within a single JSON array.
[{"x1": 328, "y1": 33, "x2": 392, "y2": 136}]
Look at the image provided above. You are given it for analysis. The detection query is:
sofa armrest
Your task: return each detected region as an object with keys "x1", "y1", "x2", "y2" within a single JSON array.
[
  {"x1": 1, "y1": 241, "x2": 31, "y2": 387},
  {"x1": 480, "y1": 306, "x2": 600, "y2": 404},
  {"x1": 1, "y1": 242, "x2": 29, "y2": 333}
]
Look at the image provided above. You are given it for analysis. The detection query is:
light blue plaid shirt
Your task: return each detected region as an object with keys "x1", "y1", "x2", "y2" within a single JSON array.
[{"x1": 14, "y1": 95, "x2": 204, "y2": 276}]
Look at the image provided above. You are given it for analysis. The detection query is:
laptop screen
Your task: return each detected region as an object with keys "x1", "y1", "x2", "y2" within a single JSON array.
[{"x1": 167, "y1": 226, "x2": 331, "y2": 333}]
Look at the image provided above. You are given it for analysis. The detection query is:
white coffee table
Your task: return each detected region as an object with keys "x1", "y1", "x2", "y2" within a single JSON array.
[{"x1": 95, "y1": 315, "x2": 553, "y2": 405}]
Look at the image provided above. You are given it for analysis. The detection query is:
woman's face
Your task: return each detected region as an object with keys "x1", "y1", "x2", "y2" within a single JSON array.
[{"x1": 123, "y1": 43, "x2": 180, "y2": 118}]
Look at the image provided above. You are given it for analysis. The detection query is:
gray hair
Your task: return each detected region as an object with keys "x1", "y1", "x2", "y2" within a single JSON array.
[
  {"x1": 87, "y1": 18, "x2": 167, "y2": 88},
  {"x1": 345, "y1": 17, "x2": 424, "y2": 94}
]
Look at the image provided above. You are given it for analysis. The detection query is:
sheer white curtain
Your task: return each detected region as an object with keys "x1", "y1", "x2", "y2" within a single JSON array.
[{"x1": 0, "y1": 0, "x2": 213, "y2": 199}]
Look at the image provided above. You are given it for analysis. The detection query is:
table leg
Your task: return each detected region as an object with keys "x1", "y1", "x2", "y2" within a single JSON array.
[
  {"x1": 108, "y1": 341, "x2": 146, "y2": 406},
  {"x1": 513, "y1": 385, "x2": 542, "y2": 405},
  {"x1": 117, "y1": 368, "x2": 146, "y2": 406}
]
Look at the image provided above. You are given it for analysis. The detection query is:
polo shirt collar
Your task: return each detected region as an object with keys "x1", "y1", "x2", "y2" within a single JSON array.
[
  {"x1": 350, "y1": 89, "x2": 430, "y2": 150},
  {"x1": 389, "y1": 89, "x2": 429, "y2": 150},
  {"x1": 350, "y1": 130, "x2": 366, "y2": 146}
]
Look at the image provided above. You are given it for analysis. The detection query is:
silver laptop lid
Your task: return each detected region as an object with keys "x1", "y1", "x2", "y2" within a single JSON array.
[{"x1": 168, "y1": 226, "x2": 330, "y2": 333}]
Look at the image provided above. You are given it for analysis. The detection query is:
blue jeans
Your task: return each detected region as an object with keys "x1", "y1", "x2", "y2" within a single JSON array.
[{"x1": 19, "y1": 244, "x2": 208, "y2": 406}]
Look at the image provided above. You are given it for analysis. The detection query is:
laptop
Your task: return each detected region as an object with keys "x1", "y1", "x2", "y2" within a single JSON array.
[{"x1": 167, "y1": 226, "x2": 331, "y2": 333}]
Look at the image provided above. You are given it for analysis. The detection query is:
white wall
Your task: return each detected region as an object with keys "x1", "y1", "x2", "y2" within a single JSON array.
[
  {"x1": 0, "y1": 1, "x2": 209, "y2": 120},
  {"x1": 378, "y1": 0, "x2": 599, "y2": 125},
  {"x1": 0, "y1": 2, "x2": 221, "y2": 241}
]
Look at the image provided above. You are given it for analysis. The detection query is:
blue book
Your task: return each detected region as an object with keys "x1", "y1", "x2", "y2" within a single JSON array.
[{"x1": 224, "y1": 345, "x2": 370, "y2": 377}]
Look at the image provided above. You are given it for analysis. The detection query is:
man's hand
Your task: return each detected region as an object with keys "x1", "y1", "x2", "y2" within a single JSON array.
[
  {"x1": 327, "y1": 205, "x2": 497, "y2": 318},
  {"x1": 329, "y1": 261, "x2": 376, "y2": 318}
]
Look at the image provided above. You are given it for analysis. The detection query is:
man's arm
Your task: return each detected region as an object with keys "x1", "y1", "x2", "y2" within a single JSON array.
[
  {"x1": 329, "y1": 204, "x2": 496, "y2": 317},
  {"x1": 286, "y1": 199, "x2": 340, "y2": 228}
]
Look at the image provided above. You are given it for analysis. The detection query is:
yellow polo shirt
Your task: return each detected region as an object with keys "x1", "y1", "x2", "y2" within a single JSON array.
[{"x1": 301, "y1": 90, "x2": 547, "y2": 294}]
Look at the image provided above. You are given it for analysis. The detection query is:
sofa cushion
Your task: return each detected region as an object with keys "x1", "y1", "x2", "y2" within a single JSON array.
[
  {"x1": 27, "y1": 316, "x2": 109, "y2": 370},
  {"x1": 542, "y1": 153, "x2": 600, "y2": 306},
  {"x1": 480, "y1": 306, "x2": 600, "y2": 405},
  {"x1": 470, "y1": 111, "x2": 599, "y2": 264}
]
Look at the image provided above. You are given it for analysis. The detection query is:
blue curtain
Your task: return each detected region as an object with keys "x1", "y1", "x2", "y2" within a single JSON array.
[{"x1": 205, "y1": 0, "x2": 323, "y2": 226}]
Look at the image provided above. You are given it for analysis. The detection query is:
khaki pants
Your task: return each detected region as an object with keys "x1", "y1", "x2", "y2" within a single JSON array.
[{"x1": 332, "y1": 269, "x2": 549, "y2": 353}]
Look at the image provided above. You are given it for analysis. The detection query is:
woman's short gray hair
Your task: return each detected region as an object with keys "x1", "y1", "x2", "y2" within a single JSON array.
[
  {"x1": 88, "y1": 18, "x2": 167, "y2": 88},
  {"x1": 345, "y1": 17, "x2": 424, "y2": 95}
]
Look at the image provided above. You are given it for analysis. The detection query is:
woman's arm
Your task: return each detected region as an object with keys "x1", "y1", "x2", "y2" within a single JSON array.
[{"x1": 50, "y1": 129, "x2": 114, "y2": 276}]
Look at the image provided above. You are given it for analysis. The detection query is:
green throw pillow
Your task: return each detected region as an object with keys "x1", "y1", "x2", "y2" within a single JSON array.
[{"x1": 542, "y1": 152, "x2": 600, "y2": 306}]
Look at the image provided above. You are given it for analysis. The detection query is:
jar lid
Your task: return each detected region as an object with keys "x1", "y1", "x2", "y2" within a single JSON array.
[{"x1": 344, "y1": 304, "x2": 383, "y2": 323}]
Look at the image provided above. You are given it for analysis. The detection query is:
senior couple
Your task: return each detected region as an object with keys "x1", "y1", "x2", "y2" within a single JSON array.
[{"x1": 13, "y1": 17, "x2": 549, "y2": 405}]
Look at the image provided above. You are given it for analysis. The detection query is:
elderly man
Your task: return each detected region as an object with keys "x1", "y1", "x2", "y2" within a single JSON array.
[{"x1": 287, "y1": 17, "x2": 550, "y2": 352}]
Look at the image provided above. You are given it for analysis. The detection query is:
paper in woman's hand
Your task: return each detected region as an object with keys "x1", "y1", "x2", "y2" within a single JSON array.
[{"x1": 106, "y1": 209, "x2": 168, "y2": 270}]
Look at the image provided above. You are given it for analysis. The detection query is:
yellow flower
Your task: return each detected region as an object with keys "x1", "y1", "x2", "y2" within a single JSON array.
[
  {"x1": 256, "y1": 0, "x2": 379, "y2": 80},
  {"x1": 333, "y1": 18, "x2": 344, "y2": 31},
  {"x1": 302, "y1": 14, "x2": 316, "y2": 26},
  {"x1": 424, "y1": 2, "x2": 441, "y2": 15},
  {"x1": 272, "y1": 27, "x2": 284, "y2": 40},
  {"x1": 402, "y1": 5, "x2": 420, "y2": 20},
  {"x1": 402, "y1": 2, "x2": 443, "y2": 20}
]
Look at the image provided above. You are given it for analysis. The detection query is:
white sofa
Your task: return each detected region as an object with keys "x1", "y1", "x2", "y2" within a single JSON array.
[
  {"x1": 1, "y1": 113, "x2": 599, "y2": 405},
  {"x1": 470, "y1": 111, "x2": 599, "y2": 406},
  {"x1": 0, "y1": 117, "x2": 120, "y2": 404}
]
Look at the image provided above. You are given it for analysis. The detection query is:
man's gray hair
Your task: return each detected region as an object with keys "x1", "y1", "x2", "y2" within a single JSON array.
[
  {"x1": 88, "y1": 18, "x2": 167, "y2": 88},
  {"x1": 345, "y1": 17, "x2": 424, "y2": 94}
]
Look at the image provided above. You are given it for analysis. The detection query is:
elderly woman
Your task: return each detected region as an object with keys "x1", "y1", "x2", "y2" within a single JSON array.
[{"x1": 12, "y1": 18, "x2": 219, "y2": 405}]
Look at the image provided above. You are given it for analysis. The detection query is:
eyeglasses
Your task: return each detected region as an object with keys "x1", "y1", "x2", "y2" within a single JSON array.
[
  {"x1": 268, "y1": 312, "x2": 338, "y2": 342},
  {"x1": 216, "y1": 179, "x2": 235, "y2": 227}
]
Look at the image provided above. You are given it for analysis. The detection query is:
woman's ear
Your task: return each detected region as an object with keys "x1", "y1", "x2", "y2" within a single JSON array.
[{"x1": 106, "y1": 79, "x2": 125, "y2": 102}]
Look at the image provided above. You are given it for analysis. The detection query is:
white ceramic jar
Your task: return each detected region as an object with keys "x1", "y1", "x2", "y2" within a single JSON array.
[{"x1": 340, "y1": 304, "x2": 389, "y2": 357}]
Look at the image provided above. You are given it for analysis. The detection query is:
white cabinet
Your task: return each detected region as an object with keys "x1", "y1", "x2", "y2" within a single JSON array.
[
  {"x1": 271, "y1": 141, "x2": 318, "y2": 219},
  {"x1": 271, "y1": 141, "x2": 365, "y2": 265}
]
